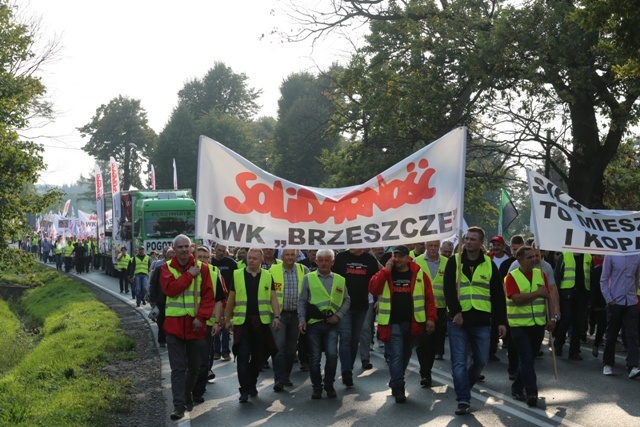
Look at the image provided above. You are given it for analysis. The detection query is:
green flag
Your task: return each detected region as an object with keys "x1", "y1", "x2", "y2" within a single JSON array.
[{"x1": 499, "y1": 188, "x2": 518, "y2": 236}]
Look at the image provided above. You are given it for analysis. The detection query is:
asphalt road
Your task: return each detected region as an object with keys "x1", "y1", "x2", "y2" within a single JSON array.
[{"x1": 74, "y1": 268, "x2": 640, "y2": 427}]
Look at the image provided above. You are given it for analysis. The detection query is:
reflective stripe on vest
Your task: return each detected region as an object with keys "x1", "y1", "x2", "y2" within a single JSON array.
[
  {"x1": 507, "y1": 268, "x2": 547, "y2": 327},
  {"x1": 560, "y1": 253, "x2": 592, "y2": 291},
  {"x1": 455, "y1": 253, "x2": 492, "y2": 313},
  {"x1": 64, "y1": 243, "x2": 74, "y2": 257},
  {"x1": 232, "y1": 268, "x2": 272, "y2": 325},
  {"x1": 134, "y1": 255, "x2": 150, "y2": 275},
  {"x1": 414, "y1": 255, "x2": 447, "y2": 308},
  {"x1": 377, "y1": 271, "x2": 427, "y2": 325},
  {"x1": 117, "y1": 254, "x2": 131, "y2": 270},
  {"x1": 205, "y1": 264, "x2": 219, "y2": 326},
  {"x1": 165, "y1": 260, "x2": 204, "y2": 318},
  {"x1": 307, "y1": 272, "x2": 346, "y2": 324},
  {"x1": 270, "y1": 263, "x2": 305, "y2": 310}
]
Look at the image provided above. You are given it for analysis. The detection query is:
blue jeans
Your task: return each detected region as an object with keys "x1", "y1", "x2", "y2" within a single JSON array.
[
  {"x1": 213, "y1": 327, "x2": 230, "y2": 355},
  {"x1": 511, "y1": 326, "x2": 545, "y2": 398},
  {"x1": 387, "y1": 322, "x2": 413, "y2": 388},
  {"x1": 307, "y1": 321, "x2": 339, "y2": 390},
  {"x1": 447, "y1": 320, "x2": 490, "y2": 404},
  {"x1": 359, "y1": 303, "x2": 375, "y2": 364},
  {"x1": 134, "y1": 274, "x2": 148, "y2": 306},
  {"x1": 338, "y1": 309, "x2": 368, "y2": 374},
  {"x1": 271, "y1": 312, "x2": 300, "y2": 383}
]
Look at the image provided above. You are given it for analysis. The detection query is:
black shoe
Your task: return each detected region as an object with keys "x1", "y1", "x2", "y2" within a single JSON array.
[
  {"x1": 592, "y1": 346, "x2": 599, "y2": 358},
  {"x1": 283, "y1": 380, "x2": 293, "y2": 387},
  {"x1": 478, "y1": 374, "x2": 485, "y2": 382},
  {"x1": 300, "y1": 362, "x2": 309, "y2": 371},
  {"x1": 455, "y1": 403, "x2": 470, "y2": 415},
  {"x1": 239, "y1": 391, "x2": 249, "y2": 403},
  {"x1": 273, "y1": 381, "x2": 284, "y2": 392},
  {"x1": 511, "y1": 391, "x2": 526, "y2": 402},
  {"x1": 170, "y1": 406, "x2": 185, "y2": 420},
  {"x1": 526, "y1": 395, "x2": 538, "y2": 407},
  {"x1": 325, "y1": 385, "x2": 337, "y2": 398},
  {"x1": 508, "y1": 371, "x2": 516, "y2": 381},
  {"x1": 392, "y1": 386, "x2": 406, "y2": 403},
  {"x1": 136, "y1": 304, "x2": 140, "y2": 307},
  {"x1": 362, "y1": 361, "x2": 373, "y2": 370},
  {"x1": 434, "y1": 354, "x2": 444, "y2": 360},
  {"x1": 311, "y1": 388, "x2": 323, "y2": 399},
  {"x1": 420, "y1": 376, "x2": 432, "y2": 388},
  {"x1": 569, "y1": 353, "x2": 583, "y2": 361},
  {"x1": 342, "y1": 372, "x2": 354, "y2": 387},
  {"x1": 489, "y1": 354, "x2": 500, "y2": 362},
  {"x1": 193, "y1": 395, "x2": 205, "y2": 404},
  {"x1": 537, "y1": 351, "x2": 544, "y2": 357},
  {"x1": 207, "y1": 370, "x2": 215, "y2": 380},
  {"x1": 184, "y1": 398, "x2": 194, "y2": 411},
  {"x1": 249, "y1": 387, "x2": 258, "y2": 397}
]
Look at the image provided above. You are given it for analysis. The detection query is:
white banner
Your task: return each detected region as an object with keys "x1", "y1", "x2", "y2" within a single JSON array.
[
  {"x1": 95, "y1": 163, "x2": 105, "y2": 238},
  {"x1": 527, "y1": 169, "x2": 640, "y2": 255},
  {"x1": 196, "y1": 127, "x2": 467, "y2": 249},
  {"x1": 110, "y1": 156, "x2": 122, "y2": 242}
]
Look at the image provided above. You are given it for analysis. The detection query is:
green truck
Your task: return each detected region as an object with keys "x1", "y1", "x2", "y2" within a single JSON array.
[{"x1": 97, "y1": 189, "x2": 196, "y2": 276}]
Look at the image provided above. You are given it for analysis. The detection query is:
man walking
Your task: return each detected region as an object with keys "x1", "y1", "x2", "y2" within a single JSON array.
[
  {"x1": 298, "y1": 249, "x2": 350, "y2": 399},
  {"x1": 270, "y1": 249, "x2": 309, "y2": 392},
  {"x1": 369, "y1": 245, "x2": 437, "y2": 403},
  {"x1": 131, "y1": 246, "x2": 151, "y2": 307},
  {"x1": 505, "y1": 246, "x2": 556, "y2": 407},
  {"x1": 210, "y1": 243, "x2": 236, "y2": 361},
  {"x1": 332, "y1": 248, "x2": 379, "y2": 387},
  {"x1": 224, "y1": 248, "x2": 281, "y2": 403},
  {"x1": 116, "y1": 246, "x2": 132, "y2": 294},
  {"x1": 600, "y1": 254, "x2": 640, "y2": 378},
  {"x1": 160, "y1": 235, "x2": 221, "y2": 420},
  {"x1": 443, "y1": 226, "x2": 507, "y2": 415}
]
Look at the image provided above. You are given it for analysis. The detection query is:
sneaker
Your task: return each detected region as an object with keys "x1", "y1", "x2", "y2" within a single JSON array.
[
  {"x1": 603, "y1": 365, "x2": 614, "y2": 376},
  {"x1": 342, "y1": 372, "x2": 354, "y2": 387},
  {"x1": 455, "y1": 403, "x2": 470, "y2": 415},
  {"x1": 629, "y1": 367, "x2": 640, "y2": 379},
  {"x1": 273, "y1": 381, "x2": 284, "y2": 392},
  {"x1": 170, "y1": 406, "x2": 185, "y2": 420},
  {"x1": 222, "y1": 353, "x2": 231, "y2": 361},
  {"x1": 362, "y1": 361, "x2": 373, "y2": 370},
  {"x1": 207, "y1": 370, "x2": 215, "y2": 380},
  {"x1": 526, "y1": 395, "x2": 538, "y2": 407},
  {"x1": 325, "y1": 385, "x2": 337, "y2": 398},
  {"x1": 311, "y1": 388, "x2": 323, "y2": 399},
  {"x1": 213, "y1": 353, "x2": 221, "y2": 360}
]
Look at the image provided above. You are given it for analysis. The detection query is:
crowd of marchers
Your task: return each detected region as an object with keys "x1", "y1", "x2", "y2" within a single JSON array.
[{"x1": 25, "y1": 228, "x2": 640, "y2": 420}]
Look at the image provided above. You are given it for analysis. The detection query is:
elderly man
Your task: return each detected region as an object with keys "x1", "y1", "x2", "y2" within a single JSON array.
[
  {"x1": 225, "y1": 248, "x2": 281, "y2": 403},
  {"x1": 160, "y1": 235, "x2": 222, "y2": 420},
  {"x1": 505, "y1": 246, "x2": 556, "y2": 407},
  {"x1": 270, "y1": 249, "x2": 309, "y2": 392},
  {"x1": 298, "y1": 249, "x2": 350, "y2": 399}
]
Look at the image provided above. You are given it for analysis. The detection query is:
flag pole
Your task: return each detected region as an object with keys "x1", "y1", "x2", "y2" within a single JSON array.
[
  {"x1": 456, "y1": 229, "x2": 464, "y2": 299},
  {"x1": 547, "y1": 298, "x2": 559, "y2": 380}
]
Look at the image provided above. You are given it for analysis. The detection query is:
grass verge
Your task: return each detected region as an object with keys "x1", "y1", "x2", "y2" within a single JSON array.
[{"x1": 0, "y1": 268, "x2": 136, "y2": 426}]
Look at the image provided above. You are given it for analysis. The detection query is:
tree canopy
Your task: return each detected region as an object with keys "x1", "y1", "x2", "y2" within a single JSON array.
[
  {"x1": 0, "y1": 1, "x2": 62, "y2": 251},
  {"x1": 78, "y1": 95, "x2": 157, "y2": 191}
]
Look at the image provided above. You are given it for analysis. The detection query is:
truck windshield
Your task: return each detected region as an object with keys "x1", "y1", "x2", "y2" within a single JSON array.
[{"x1": 144, "y1": 212, "x2": 195, "y2": 238}]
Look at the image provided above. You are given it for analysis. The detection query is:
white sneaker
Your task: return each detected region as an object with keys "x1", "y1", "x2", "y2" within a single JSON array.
[
  {"x1": 603, "y1": 365, "x2": 613, "y2": 376},
  {"x1": 628, "y1": 367, "x2": 640, "y2": 379}
]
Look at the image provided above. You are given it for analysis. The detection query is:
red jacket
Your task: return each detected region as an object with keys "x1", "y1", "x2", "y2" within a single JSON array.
[
  {"x1": 369, "y1": 261, "x2": 438, "y2": 342},
  {"x1": 160, "y1": 254, "x2": 215, "y2": 340}
]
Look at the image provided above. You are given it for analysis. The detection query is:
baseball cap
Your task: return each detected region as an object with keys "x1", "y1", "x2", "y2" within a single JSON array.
[
  {"x1": 392, "y1": 245, "x2": 410, "y2": 256},
  {"x1": 490, "y1": 235, "x2": 506, "y2": 245}
]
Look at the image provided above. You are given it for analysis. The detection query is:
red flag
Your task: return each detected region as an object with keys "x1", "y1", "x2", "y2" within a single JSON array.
[{"x1": 150, "y1": 164, "x2": 156, "y2": 190}]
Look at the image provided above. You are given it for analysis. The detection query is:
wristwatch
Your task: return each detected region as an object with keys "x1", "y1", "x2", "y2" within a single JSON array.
[{"x1": 552, "y1": 315, "x2": 559, "y2": 322}]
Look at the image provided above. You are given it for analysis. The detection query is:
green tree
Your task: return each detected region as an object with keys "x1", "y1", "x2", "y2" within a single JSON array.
[
  {"x1": 178, "y1": 62, "x2": 261, "y2": 121},
  {"x1": 0, "y1": 1, "x2": 62, "y2": 251},
  {"x1": 273, "y1": 70, "x2": 341, "y2": 185},
  {"x1": 149, "y1": 104, "x2": 198, "y2": 192},
  {"x1": 289, "y1": 0, "x2": 640, "y2": 209},
  {"x1": 78, "y1": 95, "x2": 157, "y2": 191},
  {"x1": 603, "y1": 138, "x2": 640, "y2": 210},
  {"x1": 247, "y1": 116, "x2": 277, "y2": 170}
]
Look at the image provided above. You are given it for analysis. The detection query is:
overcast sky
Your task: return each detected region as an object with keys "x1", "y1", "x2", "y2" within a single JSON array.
[{"x1": 21, "y1": 0, "x2": 361, "y2": 187}]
